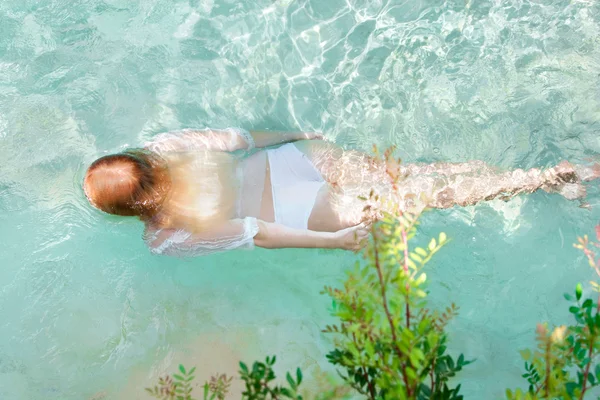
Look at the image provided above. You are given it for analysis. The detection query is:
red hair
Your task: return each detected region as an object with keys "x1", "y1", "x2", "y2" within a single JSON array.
[{"x1": 83, "y1": 150, "x2": 170, "y2": 219}]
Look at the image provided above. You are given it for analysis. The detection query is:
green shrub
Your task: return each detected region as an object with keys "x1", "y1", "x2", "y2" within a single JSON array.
[
  {"x1": 239, "y1": 356, "x2": 303, "y2": 400},
  {"x1": 322, "y1": 207, "x2": 470, "y2": 399},
  {"x1": 145, "y1": 357, "x2": 301, "y2": 400},
  {"x1": 145, "y1": 223, "x2": 600, "y2": 399},
  {"x1": 145, "y1": 364, "x2": 202, "y2": 400},
  {"x1": 506, "y1": 227, "x2": 600, "y2": 400}
]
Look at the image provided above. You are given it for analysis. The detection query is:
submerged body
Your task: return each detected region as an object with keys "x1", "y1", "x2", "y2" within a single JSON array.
[{"x1": 83, "y1": 128, "x2": 599, "y2": 257}]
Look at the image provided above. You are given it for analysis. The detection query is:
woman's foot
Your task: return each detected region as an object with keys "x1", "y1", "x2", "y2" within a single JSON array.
[
  {"x1": 575, "y1": 162, "x2": 600, "y2": 182},
  {"x1": 543, "y1": 160, "x2": 600, "y2": 201}
]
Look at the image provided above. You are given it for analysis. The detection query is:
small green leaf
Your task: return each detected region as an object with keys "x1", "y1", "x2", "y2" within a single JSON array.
[
  {"x1": 448, "y1": 356, "x2": 455, "y2": 370},
  {"x1": 564, "y1": 293, "x2": 574, "y2": 301},
  {"x1": 569, "y1": 306, "x2": 580, "y2": 314},
  {"x1": 296, "y1": 368, "x2": 303, "y2": 385},
  {"x1": 415, "y1": 272, "x2": 427, "y2": 285},
  {"x1": 188, "y1": 367, "x2": 196, "y2": 375},
  {"x1": 410, "y1": 252, "x2": 423, "y2": 263},
  {"x1": 582, "y1": 298, "x2": 593, "y2": 309},
  {"x1": 427, "y1": 332, "x2": 438, "y2": 349},
  {"x1": 179, "y1": 365, "x2": 186, "y2": 375},
  {"x1": 415, "y1": 247, "x2": 428, "y2": 257},
  {"x1": 406, "y1": 366, "x2": 417, "y2": 380},
  {"x1": 566, "y1": 382, "x2": 578, "y2": 396},
  {"x1": 428, "y1": 238, "x2": 437, "y2": 251},
  {"x1": 576, "y1": 283, "x2": 583, "y2": 301},
  {"x1": 519, "y1": 349, "x2": 532, "y2": 361},
  {"x1": 173, "y1": 374, "x2": 185, "y2": 381},
  {"x1": 240, "y1": 362, "x2": 248, "y2": 373},
  {"x1": 286, "y1": 372, "x2": 297, "y2": 389},
  {"x1": 439, "y1": 232, "x2": 447, "y2": 243}
]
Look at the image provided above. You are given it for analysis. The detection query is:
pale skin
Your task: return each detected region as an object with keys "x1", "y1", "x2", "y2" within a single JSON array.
[
  {"x1": 147, "y1": 129, "x2": 600, "y2": 253},
  {"x1": 145, "y1": 129, "x2": 371, "y2": 252}
]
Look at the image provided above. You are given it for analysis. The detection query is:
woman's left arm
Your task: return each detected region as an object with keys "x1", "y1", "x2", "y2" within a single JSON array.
[
  {"x1": 249, "y1": 130, "x2": 323, "y2": 148},
  {"x1": 145, "y1": 128, "x2": 323, "y2": 154}
]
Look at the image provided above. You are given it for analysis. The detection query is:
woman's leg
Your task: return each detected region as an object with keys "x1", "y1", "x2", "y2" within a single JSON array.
[
  {"x1": 293, "y1": 140, "x2": 383, "y2": 186},
  {"x1": 399, "y1": 161, "x2": 597, "y2": 211},
  {"x1": 298, "y1": 141, "x2": 600, "y2": 228},
  {"x1": 294, "y1": 140, "x2": 500, "y2": 185},
  {"x1": 296, "y1": 141, "x2": 391, "y2": 231}
]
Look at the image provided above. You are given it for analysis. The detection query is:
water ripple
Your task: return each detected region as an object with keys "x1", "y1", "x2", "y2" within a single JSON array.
[{"x1": 0, "y1": 0, "x2": 599, "y2": 398}]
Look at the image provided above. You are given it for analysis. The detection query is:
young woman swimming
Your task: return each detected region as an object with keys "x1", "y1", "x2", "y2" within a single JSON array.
[{"x1": 83, "y1": 128, "x2": 599, "y2": 257}]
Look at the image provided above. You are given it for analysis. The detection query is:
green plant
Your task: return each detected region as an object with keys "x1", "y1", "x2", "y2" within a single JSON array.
[
  {"x1": 239, "y1": 356, "x2": 303, "y2": 399},
  {"x1": 204, "y1": 373, "x2": 233, "y2": 400},
  {"x1": 146, "y1": 364, "x2": 199, "y2": 400},
  {"x1": 506, "y1": 225, "x2": 600, "y2": 400},
  {"x1": 317, "y1": 147, "x2": 471, "y2": 399},
  {"x1": 145, "y1": 356, "x2": 302, "y2": 400},
  {"x1": 322, "y1": 205, "x2": 470, "y2": 399}
]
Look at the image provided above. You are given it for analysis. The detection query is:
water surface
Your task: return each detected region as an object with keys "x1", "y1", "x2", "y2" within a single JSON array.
[{"x1": 1, "y1": 0, "x2": 600, "y2": 398}]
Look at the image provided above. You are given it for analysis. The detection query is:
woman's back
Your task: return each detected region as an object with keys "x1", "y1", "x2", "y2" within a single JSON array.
[
  {"x1": 140, "y1": 128, "x2": 274, "y2": 257},
  {"x1": 150, "y1": 149, "x2": 268, "y2": 231}
]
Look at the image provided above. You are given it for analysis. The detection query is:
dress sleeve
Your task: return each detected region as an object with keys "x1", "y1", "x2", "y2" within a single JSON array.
[
  {"x1": 144, "y1": 128, "x2": 255, "y2": 154},
  {"x1": 144, "y1": 217, "x2": 260, "y2": 257}
]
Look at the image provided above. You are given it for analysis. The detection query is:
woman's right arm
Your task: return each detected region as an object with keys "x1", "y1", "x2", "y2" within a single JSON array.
[
  {"x1": 254, "y1": 220, "x2": 370, "y2": 252},
  {"x1": 145, "y1": 218, "x2": 370, "y2": 257}
]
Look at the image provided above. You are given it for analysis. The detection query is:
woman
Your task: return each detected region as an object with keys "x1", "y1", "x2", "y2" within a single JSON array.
[{"x1": 83, "y1": 128, "x2": 599, "y2": 257}]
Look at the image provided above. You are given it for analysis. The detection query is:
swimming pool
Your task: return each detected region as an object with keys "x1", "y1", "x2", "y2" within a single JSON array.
[{"x1": 1, "y1": 0, "x2": 600, "y2": 398}]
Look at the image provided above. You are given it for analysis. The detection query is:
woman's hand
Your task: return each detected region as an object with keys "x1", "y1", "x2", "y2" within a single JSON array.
[
  {"x1": 297, "y1": 132, "x2": 325, "y2": 141},
  {"x1": 248, "y1": 130, "x2": 325, "y2": 148},
  {"x1": 334, "y1": 222, "x2": 371, "y2": 251}
]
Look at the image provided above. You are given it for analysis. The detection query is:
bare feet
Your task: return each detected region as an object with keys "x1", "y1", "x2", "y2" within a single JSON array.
[
  {"x1": 575, "y1": 162, "x2": 600, "y2": 182},
  {"x1": 543, "y1": 160, "x2": 600, "y2": 201}
]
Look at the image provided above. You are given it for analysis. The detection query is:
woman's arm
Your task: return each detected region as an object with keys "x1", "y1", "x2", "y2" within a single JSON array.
[
  {"x1": 145, "y1": 218, "x2": 369, "y2": 257},
  {"x1": 145, "y1": 128, "x2": 323, "y2": 154},
  {"x1": 249, "y1": 130, "x2": 323, "y2": 149},
  {"x1": 254, "y1": 220, "x2": 369, "y2": 251}
]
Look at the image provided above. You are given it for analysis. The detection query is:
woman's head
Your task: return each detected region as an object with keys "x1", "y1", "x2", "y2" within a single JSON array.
[{"x1": 83, "y1": 150, "x2": 169, "y2": 219}]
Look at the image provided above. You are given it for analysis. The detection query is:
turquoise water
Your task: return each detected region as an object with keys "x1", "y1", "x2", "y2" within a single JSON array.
[{"x1": 1, "y1": 0, "x2": 600, "y2": 398}]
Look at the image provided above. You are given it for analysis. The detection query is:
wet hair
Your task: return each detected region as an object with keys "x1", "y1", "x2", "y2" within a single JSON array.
[{"x1": 83, "y1": 149, "x2": 170, "y2": 219}]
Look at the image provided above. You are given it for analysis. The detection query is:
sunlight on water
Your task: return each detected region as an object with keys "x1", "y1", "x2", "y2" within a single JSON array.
[{"x1": 1, "y1": 0, "x2": 600, "y2": 398}]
